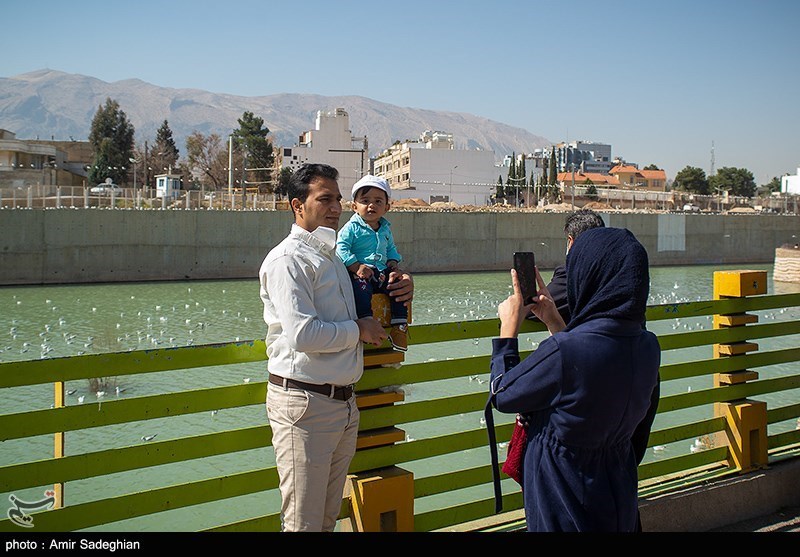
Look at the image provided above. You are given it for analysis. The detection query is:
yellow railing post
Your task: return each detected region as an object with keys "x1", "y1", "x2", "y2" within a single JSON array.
[
  {"x1": 345, "y1": 467, "x2": 415, "y2": 532},
  {"x1": 341, "y1": 294, "x2": 415, "y2": 532},
  {"x1": 53, "y1": 381, "x2": 65, "y2": 508},
  {"x1": 713, "y1": 270, "x2": 768, "y2": 472}
]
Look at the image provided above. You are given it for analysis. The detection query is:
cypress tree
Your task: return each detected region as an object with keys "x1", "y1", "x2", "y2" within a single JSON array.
[{"x1": 88, "y1": 98, "x2": 135, "y2": 186}]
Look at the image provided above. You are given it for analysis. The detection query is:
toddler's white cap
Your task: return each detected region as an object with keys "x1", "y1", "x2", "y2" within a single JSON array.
[{"x1": 351, "y1": 174, "x2": 391, "y2": 200}]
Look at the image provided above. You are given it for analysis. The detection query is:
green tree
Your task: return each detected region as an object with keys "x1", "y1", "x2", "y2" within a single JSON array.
[
  {"x1": 275, "y1": 167, "x2": 294, "y2": 199},
  {"x1": 88, "y1": 98, "x2": 135, "y2": 186},
  {"x1": 548, "y1": 146, "x2": 558, "y2": 185},
  {"x1": 585, "y1": 182, "x2": 598, "y2": 200},
  {"x1": 149, "y1": 120, "x2": 180, "y2": 175},
  {"x1": 232, "y1": 111, "x2": 275, "y2": 193},
  {"x1": 185, "y1": 131, "x2": 229, "y2": 189},
  {"x1": 673, "y1": 166, "x2": 709, "y2": 194},
  {"x1": 709, "y1": 167, "x2": 756, "y2": 197},
  {"x1": 506, "y1": 153, "x2": 517, "y2": 186},
  {"x1": 644, "y1": 164, "x2": 661, "y2": 170},
  {"x1": 762, "y1": 176, "x2": 783, "y2": 194},
  {"x1": 495, "y1": 175, "x2": 505, "y2": 200}
]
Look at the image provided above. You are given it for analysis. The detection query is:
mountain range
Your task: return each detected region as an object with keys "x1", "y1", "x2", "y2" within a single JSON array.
[{"x1": 0, "y1": 69, "x2": 552, "y2": 161}]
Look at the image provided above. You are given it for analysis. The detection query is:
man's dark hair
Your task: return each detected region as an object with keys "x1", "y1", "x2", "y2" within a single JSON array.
[
  {"x1": 564, "y1": 208, "x2": 605, "y2": 240},
  {"x1": 287, "y1": 163, "x2": 339, "y2": 213}
]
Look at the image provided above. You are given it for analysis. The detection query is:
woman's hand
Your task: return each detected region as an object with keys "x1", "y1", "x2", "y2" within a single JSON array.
[
  {"x1": 498, "y1": 269, "x2": 537, "y2": 338},
  {"x1": 529, "y1": 267, "x2": 567, "y2": 335}
]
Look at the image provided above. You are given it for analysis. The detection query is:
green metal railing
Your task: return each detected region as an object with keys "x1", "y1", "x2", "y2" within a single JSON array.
[{"x1": 1, "y1": 288, "x2": 799, "y2": 532}]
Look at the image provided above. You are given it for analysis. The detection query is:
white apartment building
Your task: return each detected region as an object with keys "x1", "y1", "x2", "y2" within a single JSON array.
[
  {"x1": 372, "y1": 130, "x2": 507, "y2": 206},
  {"x1": 280, "y1": 108, "x2": 369, "y2": 194},
  {"x1": 782, "y1": 167, "x2": 800, "y2": 195}
]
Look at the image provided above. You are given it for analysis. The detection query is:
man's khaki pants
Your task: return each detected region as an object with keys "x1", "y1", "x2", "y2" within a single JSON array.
[{"x1": 267, "y1": 385, "x2": 359, "y2": 532}]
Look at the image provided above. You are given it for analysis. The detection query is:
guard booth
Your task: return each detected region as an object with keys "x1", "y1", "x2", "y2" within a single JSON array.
[{"x1": 155, "y1": 171, "x2": 182, "y2": 199}]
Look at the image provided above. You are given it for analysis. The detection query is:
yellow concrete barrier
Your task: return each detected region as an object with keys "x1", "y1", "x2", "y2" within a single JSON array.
[
  {"x1": 344, "y1": 467, "x2": 415, "y2": 532},
  {"x1": 713, "y1": 270, "x2": 769, "y2": 472}
]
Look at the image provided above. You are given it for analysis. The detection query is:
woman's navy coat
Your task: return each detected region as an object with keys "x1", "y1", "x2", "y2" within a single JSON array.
[{"x1": 489, "y1": 227, "x2": 661, "y2": 532}]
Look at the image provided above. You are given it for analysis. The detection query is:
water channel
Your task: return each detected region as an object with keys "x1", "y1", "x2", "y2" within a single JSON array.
[{"x1": 1, "y1": 263, "x2": 799, "y2": 530}]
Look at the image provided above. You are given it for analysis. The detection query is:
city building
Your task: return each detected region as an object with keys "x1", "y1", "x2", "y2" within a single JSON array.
[
  {"x1": 782, "y1": 168, "x2": 800, "y2": 195},
  {"x1": 609, "y1": 164, "x2": 667, "y2": 191},
  {"x1": 556, "y1": 164, "x2": 667, "y2": 193},
  {"x1": 372, "y1": 130, "x2": 507, "y2": 206},
  {"x1": 554, "y1": 140, "x2": 613, "y2": 174},
  {"x1": 280, "y1": 108, "x2": 369, "y2": 194},
  {"x1": 0, "y1": 129, "x2": 89, "y2": 190}
]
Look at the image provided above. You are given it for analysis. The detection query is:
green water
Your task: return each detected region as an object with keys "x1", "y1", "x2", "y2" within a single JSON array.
[{"x1": 1, "y1": 264, "x2": 799, "y2": 531}]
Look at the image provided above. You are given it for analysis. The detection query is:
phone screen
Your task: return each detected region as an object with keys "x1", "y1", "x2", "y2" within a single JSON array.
[{"x1": 513, "y1": 252, "x2": 536, "y2": 304}]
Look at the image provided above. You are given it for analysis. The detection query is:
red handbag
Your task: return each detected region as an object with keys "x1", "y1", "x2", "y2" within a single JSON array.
[{"x1": 501, "y1": 415, "x2": 527, "y2": 486}]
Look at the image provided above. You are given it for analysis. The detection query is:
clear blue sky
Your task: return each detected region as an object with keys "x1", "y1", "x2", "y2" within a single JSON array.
[{"x1": 2, "y1": 0, "x2": 798, "y2": 183}]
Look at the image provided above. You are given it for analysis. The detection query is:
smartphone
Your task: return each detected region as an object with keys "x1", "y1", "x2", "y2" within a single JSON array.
[{"x1": 513, "y1": 252, "x2": 537, "y2": 304}]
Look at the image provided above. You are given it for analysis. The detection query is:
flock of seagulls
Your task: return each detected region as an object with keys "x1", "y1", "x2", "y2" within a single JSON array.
[
  {"x1": 4, "y1": 278, "x2": 799, "y2": 454},
  {"x1": 2, "y1": 287, "x2": 254, "y2": 363}
]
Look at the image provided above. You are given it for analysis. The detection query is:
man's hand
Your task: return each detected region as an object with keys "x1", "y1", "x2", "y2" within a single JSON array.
[
  {"x1": 356, "y1": 317, "x2": 388, "y2": 346},
  {"x1": 386, "y1": 271, "x2": 414, "y2": 305}
]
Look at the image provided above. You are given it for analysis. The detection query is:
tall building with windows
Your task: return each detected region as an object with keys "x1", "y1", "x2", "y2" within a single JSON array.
[
  {"x1": 280, "y1": 108, "x2": 369, "y2": 194},
  {"x1": 372, "y1": 130, "x2": 507, "y2": 206},
  {"x1": 553, "y1": 141, "x2": 613, "y2": 174}
]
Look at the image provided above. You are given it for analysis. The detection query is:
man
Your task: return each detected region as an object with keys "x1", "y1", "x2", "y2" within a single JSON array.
[
  {"x1": 541, "y1": 208, "x2": 606, "y2": 322},
  {"x1": 259, "y1": 163, "x2": 414, "y2": 532}
]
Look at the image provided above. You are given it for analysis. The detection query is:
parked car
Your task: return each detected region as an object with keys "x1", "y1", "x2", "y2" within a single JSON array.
[{"x1": 90, "y1": 183, "x2": 122, "y2": 195}]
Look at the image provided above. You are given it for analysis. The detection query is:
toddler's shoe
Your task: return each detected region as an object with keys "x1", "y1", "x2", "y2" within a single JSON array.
[{"x1": 389, "y1": 323, "x2": 408, "y2": 352}]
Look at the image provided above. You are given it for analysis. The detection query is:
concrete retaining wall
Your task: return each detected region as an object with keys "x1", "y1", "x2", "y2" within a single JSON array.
[
  {"x1": 0, "y1": 209, "x2": 798, "y2": 285},
  {"x1": 639, "y1": 457, "x2": 800, "y2": 532}
]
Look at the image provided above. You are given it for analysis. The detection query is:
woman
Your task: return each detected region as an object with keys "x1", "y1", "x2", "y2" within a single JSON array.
[{"x1": 488, "y1": 227, "x2": 660, "y2": 532}]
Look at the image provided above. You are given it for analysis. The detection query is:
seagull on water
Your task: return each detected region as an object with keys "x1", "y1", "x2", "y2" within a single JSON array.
[
  {"x1": 141, "y1": 434, "x2": 157, "y2": 442},
  {"x1": 77, "y1": 395, "x2": 85, "y2": 403},
  {"x1": 67, "y1": 389, "x2": 77, "y2": 396}
]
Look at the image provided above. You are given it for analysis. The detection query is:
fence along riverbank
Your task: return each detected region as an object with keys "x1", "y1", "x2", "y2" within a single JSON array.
[{"x1": 1, "y1": 208, "x2": 798, "y2": 285}]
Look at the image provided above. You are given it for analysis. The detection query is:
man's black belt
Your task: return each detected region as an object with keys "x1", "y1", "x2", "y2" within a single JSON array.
[{"x1": 268, "y1": 373, "x2": 354, "y2": 401}]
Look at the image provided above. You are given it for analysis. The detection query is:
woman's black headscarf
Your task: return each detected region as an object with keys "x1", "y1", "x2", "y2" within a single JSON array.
[{"x1": 564, "y1": 227, "x2": 650, "y2": 331}]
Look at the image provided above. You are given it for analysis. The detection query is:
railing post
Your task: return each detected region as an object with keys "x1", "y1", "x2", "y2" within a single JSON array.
[
  {"x1": 345, "y1": 466, "x2": 414, "y2": 532},
  {"x1": 53, "y1": 381, "x2": 65, "y2": 508},
  {"x1": 713, "y1": 270, "x2": 769, "y2": 472},
  {"x1": 341, "y1": 293, "x2": 414, "y2": 532}
]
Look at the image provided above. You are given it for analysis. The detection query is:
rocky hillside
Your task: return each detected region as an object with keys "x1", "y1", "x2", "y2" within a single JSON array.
[{"x1": 0, "y1": 69, "x2": 551, "y2": 160}]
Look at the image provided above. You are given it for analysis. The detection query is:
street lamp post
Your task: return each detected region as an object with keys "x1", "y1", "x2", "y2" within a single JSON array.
[
  {"x1": 129, "y1": 157, "x2": 140, "y2": 190},
  {"x1": 570, "y1": 163, "x2": 576, "y2": 211},
  {"x1": 449, "y1": 165, "x2": 458, "y2": 203}
]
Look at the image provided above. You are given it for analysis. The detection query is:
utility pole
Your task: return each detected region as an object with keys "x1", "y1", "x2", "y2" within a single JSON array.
[
  {"x1": 143, "y1": 140, "x2": 148, "y2": 197},
  {"x1": 228, "y1": 136, "x2": 234, "y2": 196}
]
